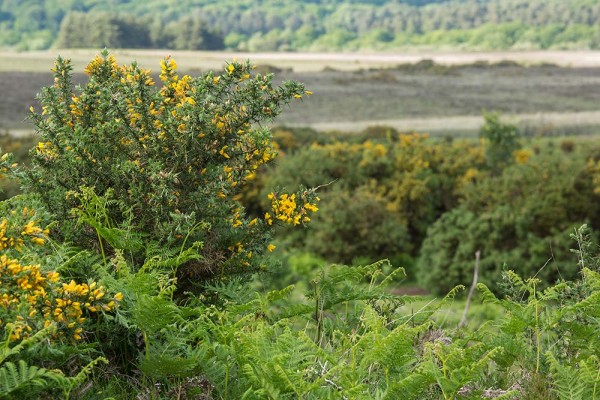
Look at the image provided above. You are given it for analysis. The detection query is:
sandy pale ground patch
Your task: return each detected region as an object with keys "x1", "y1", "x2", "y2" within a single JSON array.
[
  {"x1": 285, "y1": 111, "x2": 600, "y2": 134},
  {"x1": 10, "y1": 111, "x2": 600, "y2": 137},
  {"x1": 3, "y1": 50, "x2": 600, "y2": 73}
]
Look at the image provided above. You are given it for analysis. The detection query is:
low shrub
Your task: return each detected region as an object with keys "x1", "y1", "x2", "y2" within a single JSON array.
[{"x1": 2, "y1": 51, "x2": 316, "y2": 292}]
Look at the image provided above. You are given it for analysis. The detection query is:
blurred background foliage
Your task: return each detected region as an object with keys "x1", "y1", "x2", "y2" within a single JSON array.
[
  {"x1": 251, "y1": 118, "x2": 600, "y2": 294},
  {"x1": 7, "y1": 109, "x2": 600, "y2": 299},
  {"x1": 2, "y1": 0, "x2": 600, "y2": 51},
  {"x1": 5, "y1": 116, "x2": 600, "y2": 295}
]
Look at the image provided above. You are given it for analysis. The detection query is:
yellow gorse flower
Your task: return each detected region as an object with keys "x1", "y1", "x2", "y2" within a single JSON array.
[
  {"x1": 35, "y1": 141, "x2": 58, "y2": 160},
  {"x1": 514, "y1": 149, "x2": 532, "y2": 164},
  {"x1": 0, "y1": 209, "x2": 122, "y2": 342},
  {"x1": 267, "y1": 191, "x2": 320, "y2": 226}
]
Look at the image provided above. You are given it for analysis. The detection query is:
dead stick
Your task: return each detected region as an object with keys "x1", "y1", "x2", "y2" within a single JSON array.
[{"x1": 459, "y1": 250, "x2": 480, "y2": 328}]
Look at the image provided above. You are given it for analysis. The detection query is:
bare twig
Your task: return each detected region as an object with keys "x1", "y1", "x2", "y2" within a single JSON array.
[
  {"x1": 459, "y1": 250, "x2": 480, "y2": 329},
  {"x1": 309, "y1": 179, "x2": 338, "y2": 192}
]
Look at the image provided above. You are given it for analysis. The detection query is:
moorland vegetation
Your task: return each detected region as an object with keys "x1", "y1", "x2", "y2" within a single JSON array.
[{"x1": 0, "y1": 52, "x2": 599, "y2": 399}]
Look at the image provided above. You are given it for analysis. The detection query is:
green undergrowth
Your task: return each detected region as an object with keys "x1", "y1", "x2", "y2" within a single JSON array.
[
  {"x1": 1, "y1": 203, "x2": 599, "y2": 398},
  {"x1": 1, "y1": 53, "x2": 599, "y2": 399}
]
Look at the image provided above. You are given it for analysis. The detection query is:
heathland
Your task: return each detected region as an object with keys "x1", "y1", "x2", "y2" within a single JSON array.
[
  {"x1": 0, "y1": 51, "x2": 599, "y2": 398},
  {"x1": 3, "y1": 49, "x2": 600, "y2": 137},
  {"x1": 2, "y1": 1, "x2": 600, "y2": 394}
]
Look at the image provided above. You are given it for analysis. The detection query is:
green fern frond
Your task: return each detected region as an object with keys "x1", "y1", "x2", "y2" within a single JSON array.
[
  {"x1": 203, "y1": 277, "x2": 256, "y2": 305},
  {"x1": 132, "y1": 294, "x2": 181, "y2": 333},
  {"x1": 477, "y1": 283, "x2": 501, "y2": 305},
  {"x1": 358, "y1": 321, "x2": 422, "y2": 372},
  {"x1": 383, "y1": 371, "x2": 435, "y2": 400},
  {"x1": 0, "y1": 360, "x2": 63, "y2": 398},
  {"x1": 477, "y1": 282, "x2": 529, "y2": 319},
  {"x1": 265, "y1": 285, "x2": 296, "y2": 303},
  {"x1": 547, "y1": 352, "x2": 589, "y2": 400},
  {"x1": 138, "y1": 351, "x2": 198, "y2": 379},
  {"x1": 1, "y1": 324, "x2": 56, "y2": 364},
  {"x1": 145, "y1": 240, "x2": 203, "y2": 270},
  {"x1": 54, "y1": 356, "x2": 108, "y2": 398},
  {"x1": 582, "y1": 268, "x2": 600, "y2": 290}
]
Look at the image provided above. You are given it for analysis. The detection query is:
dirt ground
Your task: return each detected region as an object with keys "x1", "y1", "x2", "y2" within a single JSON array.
[{"x1": 3, "y1": 50, "x2": 600, "y2": 135}]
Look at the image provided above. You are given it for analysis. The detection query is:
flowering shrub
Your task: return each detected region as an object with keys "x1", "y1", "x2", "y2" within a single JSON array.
[
  {"x1": 4, "y1": 50, "x2": 315, "y2": 289},
  {"x1": 0, "y1": 207, "x2": 121, "y2": 342},
  {"x1": 266, "y1": 190, "x2": 319, "y2": 225},
  {"x1": 264, "y1": 133, "x2": 487, "y2": 264}
]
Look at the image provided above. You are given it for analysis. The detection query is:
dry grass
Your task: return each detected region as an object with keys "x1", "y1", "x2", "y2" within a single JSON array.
[
  {"x1": 3, "y1": 49, "x2": 600, "y2": 73},
  {"x1": 3, "y1": 49, "x2": 600, "y2": 135},
  {"x1": 293, "y1": 111, "x2": 600, "y2": 135}
]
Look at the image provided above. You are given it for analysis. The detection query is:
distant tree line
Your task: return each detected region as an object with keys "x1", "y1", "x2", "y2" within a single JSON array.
[
  {"x1": 1, "y1": 0, "x2": 600, "y2": 51},
  {"x1": 55, "y1": 12, "x2": 224, "y2": 50}
]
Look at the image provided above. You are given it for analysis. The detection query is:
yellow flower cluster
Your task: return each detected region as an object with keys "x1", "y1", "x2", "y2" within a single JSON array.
[
  {"x1": 0, "y1": 153, "x2": 18, "y2": 180},
  {"x1": 240, "y1": 137, "x2": 277, "y2": 169},
  {"x1": 43, "y1": 280, "x2": 122, "y2": 340},
  {"x1": 266, "y1": 192, "x2": 319, "y2": 226},
  {"x1": 159, "y1": 57, "x2": 179, "y2": 83},
  {"x1": 157, "y1": 58, "x2": 201, "y2": 128},
  {"x1": 83, "y1": 53, "x2": 119, "y2": 77},
  {"x1": 35, "y1": 141, "x2": 58, "y2": 161},
  {"x1": 514, "y1": 149, "x2": 532, "y2": 164},
  {"x1": 0, "y1": 208, "x2": 49, "y2": 251},
  {"x1": 0, "y1": 210, "x2": 121, "y2": 342}
]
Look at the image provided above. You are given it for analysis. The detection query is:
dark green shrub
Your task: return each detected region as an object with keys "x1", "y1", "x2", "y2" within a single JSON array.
[
  {"x1": 479, "y1": 112, "x2": 519, "y2": 175},
  {"x1": 418, "y1": 148, "x2": 600, "y2": 295},
  {"x1": 303, "y1": 186, "x2": 411, "y2": 265},
  {"x1": 264, "y1": 134, "x2": 487, "y2": 264},
  {"x1": 417, "y1": 206, "x2": 580, "y2": 295}
]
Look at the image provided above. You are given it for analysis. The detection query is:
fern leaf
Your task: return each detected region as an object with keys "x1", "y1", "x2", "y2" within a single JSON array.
[
  {"x1": 132, "y1": 294, "x2": 180, "y2": 333},
  {"x1": 0, "y1": 360, "x2": 60, "y2": 397},
  {"x1": 383, "y1": 372, "x2": 434, "y2": 400},
  {"x1": 63, "y1": 357, "x2": 108, "y2": 394},
  {"x1": 547, "y1": 352, "x2": 588, "y2": 400},
  {"x1": 138, "y1": 352, "x2": 198, "y2": 379},
  {"x1": 477, "y1": 283, "x2": 502, "y2": 306},
  {"x1": 1, "y1": 324, "x2": 56, "y2": 364}
]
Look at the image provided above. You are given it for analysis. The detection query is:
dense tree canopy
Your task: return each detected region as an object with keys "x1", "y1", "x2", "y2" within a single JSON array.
[{"x1": 1, "y1": 0, "x2": 600, "y2": 50}]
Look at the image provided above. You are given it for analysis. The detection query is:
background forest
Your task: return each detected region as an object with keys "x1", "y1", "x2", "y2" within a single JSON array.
[{"x1": 2, "y1": 0, "x2": 600, "y2": 51}]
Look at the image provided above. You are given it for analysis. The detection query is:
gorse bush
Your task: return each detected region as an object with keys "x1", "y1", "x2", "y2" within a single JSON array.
[
  {"x1": 419, "y1": 146, "x2": 600, "y2": 295},
  {"x1": 264, "y1": 122, "x2": 600, "y2": 292},
  {"x1": 265, "y1": 133, "x2": 487, "y2": 266},
  {"x1": 0, "y1": 200, "x2": 115, "y2": 399},
  {"x1": 3, "y1": 50, "x2": 317, "y2": 291},
  {"x1": 1, "y1": 52, "x2": 599, "y2": 398},
  {"x1": 0, "y1": 205, "x2": 121, "y2": 343}
]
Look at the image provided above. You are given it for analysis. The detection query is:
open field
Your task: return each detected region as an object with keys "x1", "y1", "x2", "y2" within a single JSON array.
[
  {"x1": 4, "y1": 49, "x2": 600, "y2": 73},
  {"x1": 3, "y1": 50, "x2": 600, "y2": 135},
  {"x1": 293, "y1": 111, "x2": 600, "y2": 135}
]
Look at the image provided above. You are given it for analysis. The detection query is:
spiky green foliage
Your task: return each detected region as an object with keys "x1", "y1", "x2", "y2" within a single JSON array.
[
  {"x1": 0, "y1": 326, "x2": 61, "y2": 398},
  {"x1": 3, "y1": 51, "x2": 311, "y2": 292},
  {"x1": 0, "y1": 359, "x2": 62, "y2": 398}
]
